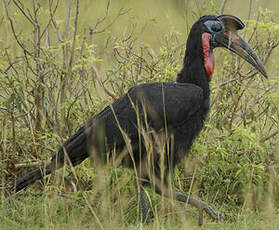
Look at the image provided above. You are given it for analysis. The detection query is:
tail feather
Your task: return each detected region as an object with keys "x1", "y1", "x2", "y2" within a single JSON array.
[
  {"x1": 14, "y1": 125, "x2": 89, "y2": 193},
  {"x1": 51, "y1": 126, "x2": 89, "y2": 167},
  {"x1": 15, "y1": 164, "x2": 53, "y2": 192}
]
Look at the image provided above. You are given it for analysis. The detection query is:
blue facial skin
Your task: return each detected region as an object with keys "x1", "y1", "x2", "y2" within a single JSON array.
[
  {"x1": 204, "y1": 20, "x2": 224, "y2": 33},
  {"x1": 203, "y1": 20, "x2": 225, "y2": 49}
]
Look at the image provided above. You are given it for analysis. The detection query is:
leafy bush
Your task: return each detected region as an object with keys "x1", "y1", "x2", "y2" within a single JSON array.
[{"x1": 0, "y1": 1, "x2": 279, "y2": 228}]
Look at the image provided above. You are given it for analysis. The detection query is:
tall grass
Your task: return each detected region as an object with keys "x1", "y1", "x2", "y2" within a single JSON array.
[{"x1": 1, "y1": 0, "x2": 279, "y2": 229}]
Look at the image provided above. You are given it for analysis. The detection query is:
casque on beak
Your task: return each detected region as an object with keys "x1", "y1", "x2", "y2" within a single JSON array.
[{"x1": 214, "y1": 15, "x2": 268, "y2": 78}]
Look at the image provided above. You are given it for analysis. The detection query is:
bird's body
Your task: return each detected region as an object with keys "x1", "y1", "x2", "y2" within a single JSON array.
[
  {"x1": 16, "y1": 81, "x2": 207, "y2": 190},
  {"x1": 91, "y1": 82, "x2": 206, "y2": 167},
  {"x1": 13, "y1": 15, "x2": 267, "y2": 225}
]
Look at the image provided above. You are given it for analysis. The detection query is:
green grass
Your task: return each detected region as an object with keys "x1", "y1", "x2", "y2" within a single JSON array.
[
  {"x1": 1, "y1": 0, "x2": 279, "y2": 229},
  {"x1": 1, "y1": 187, "x2": 279, "y2": 230}
]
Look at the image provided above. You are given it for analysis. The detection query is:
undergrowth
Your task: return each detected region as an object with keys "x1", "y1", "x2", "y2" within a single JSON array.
[{"x1": 0, "y1": 0, "x2": 279, "y2": 229}]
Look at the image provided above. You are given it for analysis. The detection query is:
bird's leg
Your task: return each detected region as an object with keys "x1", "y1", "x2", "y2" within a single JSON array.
[
  {"x1": 174, "y1": 191, "x2": 222, "y2": 226},
  {"x1": 134, "y1": 180, "x2": 152, "y2": 224},
  {"x1": 153, "y1": 175, "x2": 222, "y2": 226}
]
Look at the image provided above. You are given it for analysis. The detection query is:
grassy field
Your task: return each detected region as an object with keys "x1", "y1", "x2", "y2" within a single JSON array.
[{"x1": 1, "y1": 0, "x2": 279, "y2": 229}]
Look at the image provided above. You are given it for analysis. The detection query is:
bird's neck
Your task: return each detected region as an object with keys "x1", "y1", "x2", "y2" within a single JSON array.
[{"x1": 176, "y1": 36, "x2": 211, "y2": 99}]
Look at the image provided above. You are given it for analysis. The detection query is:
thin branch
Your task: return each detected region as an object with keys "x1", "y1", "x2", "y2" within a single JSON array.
[
  {"x1": 260, "y1": 130, "x2": 279, "y2": 143},
  {"x1": 69, "y1": 0, "x2": 79, "y2": 69},
  {"x1": 49, "y1": 0, "x2": 63, "y2": 42},
  {"x1": 3, "y1": 0, "x2": 32, "y2": 56},
  {"x1": 0, "y1": 106, "x2": 13, "y2": 114},
  {"x1": 40, "y1": 0, "x2": 60, "y2": 40},
  {"x1": 13, "y1": 0, "x2": 35, "y2": 25},
  {"x1": 3, "y1": 48, "x2": 20, "y2": 75},
  {"x1": 93, "y1": 8, "x2": 130, "y2": 34},
  {"x1": 89, "y1": 1, "x2": 130, "y2": 35},
  {"x1": 65, "y1": 0, "x2": 74, "y2": 39},
  {"x1": 88, "y1": 0, "x2": 130, "y2": 100},
  {"x1": 14, "y1": 162, "x2": 40, "y2": 169},
  {"x1": 92, "y1": 65, "x2": 117, "y2": 100},
  {"x1": 91, "y1": 0, "x2": 111, "y2": 31},
  {"x1": 219, "y1": 0, "x2": 228, "y2": 14}
]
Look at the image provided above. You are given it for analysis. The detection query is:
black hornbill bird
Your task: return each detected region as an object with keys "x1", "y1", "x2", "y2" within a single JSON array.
[{"x1": 13, "y1": 15, "x2": 267, "y2": 225}]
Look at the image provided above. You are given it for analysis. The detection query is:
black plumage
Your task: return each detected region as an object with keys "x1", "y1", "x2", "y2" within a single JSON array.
[{"x1": 13, "y1": 15, "x2": 267, "y2": 225}]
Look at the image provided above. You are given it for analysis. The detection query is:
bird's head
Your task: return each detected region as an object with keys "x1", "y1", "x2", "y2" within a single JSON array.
[{"x1": 189, "y1": 15, "x2": 267, "y2": 81}]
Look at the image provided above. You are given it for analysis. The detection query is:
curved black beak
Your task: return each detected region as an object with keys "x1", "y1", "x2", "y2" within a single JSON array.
[{"x1": 214, "y1": 15, "x2": 268, "y2": 78}]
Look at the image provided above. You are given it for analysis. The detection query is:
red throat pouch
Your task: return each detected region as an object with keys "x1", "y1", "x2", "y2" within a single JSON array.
[{"x1": 202, "y1": 33, "x2": 215, "y2": 81}]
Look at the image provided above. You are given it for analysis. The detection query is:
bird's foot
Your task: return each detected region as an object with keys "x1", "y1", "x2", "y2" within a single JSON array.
[
  {"x1": 198, "y1": 201, "x2": 223, "y2": 226},
  {"x1": 141, "y1": 211, "x2": 154, "y2": 224}
]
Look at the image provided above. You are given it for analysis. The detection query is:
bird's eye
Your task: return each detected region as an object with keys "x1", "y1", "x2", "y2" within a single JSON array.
[
  {"x1": 204, "y1": 20, "x2": 223, "y2": 33},
  {"x1": 211, "y1": 22, "x2": 222, "y2": 32}
]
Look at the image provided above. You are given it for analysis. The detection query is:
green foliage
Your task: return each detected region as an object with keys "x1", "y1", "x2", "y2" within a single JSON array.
[
  {"x1": 198, "y1": 126, "x2": 269, "y2": 204},
  {"x1": 1, "y1": 0, "x2": 279, "y2": 229}
]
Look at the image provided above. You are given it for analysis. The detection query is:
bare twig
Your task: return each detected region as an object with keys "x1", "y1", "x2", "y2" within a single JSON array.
[
  {"x1": 0, "y1": 106, "x2": 13, "y2": 114},
  {"x1": 260, "y1": 130, "x2": 279, "y2": 143},
  {"x1": 90, "y1": 0, "x2": 111, "y2": 32},
  {"x1": 93, "y1": 8, "x2": 130, "y2": 34},
  {"x1": 69, "y1": 0, "x2": 79, "y2": 69},
  {"x1": 40, "y1": 0, "x2": 60, "y2": 40},
  {"x1": 3, "y1": 0, "x2": 32, "y2": 56},
  {"x1": 88, "y1": 0, "x2": 130, "y2": 100},
  {"x1": 219, "y1": 0, "x2": 228, "y2": 14},
  {"x1": 66, "y1": 0, "x2": 74, "y2": 39},
  {"x1": 89, "y1": 0, "x2": 130, "y2": 35},
  {"x1": 14, "y1": 162, "x2": 40, "y2": 169},
  {"x1": 49, "y1": 0, "x2": 63, "y2": 42},
  {"x1": 92, "y1": 65, "x2": 117, "y2": 100},
  {"x1": 13, "y1": 0, "x2": 35, "y2": 25}
]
